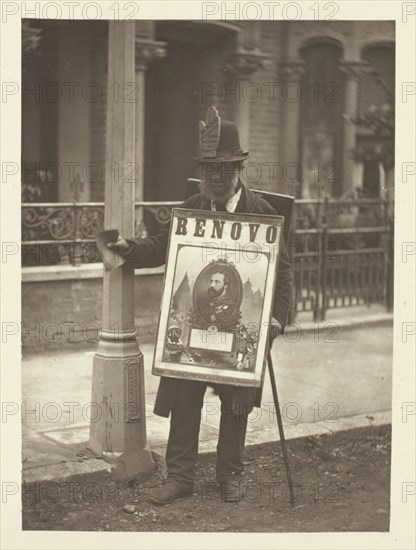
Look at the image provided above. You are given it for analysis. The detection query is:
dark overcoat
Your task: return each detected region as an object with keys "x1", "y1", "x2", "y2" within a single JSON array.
[{"x1": 126, "y1": 184, "x2": 293, "y2": 417}]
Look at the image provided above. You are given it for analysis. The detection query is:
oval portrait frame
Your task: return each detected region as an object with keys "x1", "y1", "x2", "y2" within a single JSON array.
[{"x1": 192, "y1": 260, "x2": 243, "y2": 329}]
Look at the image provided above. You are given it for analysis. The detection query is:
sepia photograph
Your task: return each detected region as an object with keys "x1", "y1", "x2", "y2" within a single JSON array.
[
  {"x1": 18, "y1": 14, "x2": 396, "y2": 532},
  {"x1": 0, "y1": 3, "x2": 414, "y2": 547}
]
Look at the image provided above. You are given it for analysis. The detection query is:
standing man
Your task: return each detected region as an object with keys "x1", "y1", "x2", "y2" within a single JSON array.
[{"x1": 108, "y1": 107, "x2": 292, "y2": 505}]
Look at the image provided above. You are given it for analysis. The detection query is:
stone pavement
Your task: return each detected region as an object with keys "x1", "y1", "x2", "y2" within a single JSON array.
[{"x1": 21, "y1": 307, "x2": 393, "y2": 483}]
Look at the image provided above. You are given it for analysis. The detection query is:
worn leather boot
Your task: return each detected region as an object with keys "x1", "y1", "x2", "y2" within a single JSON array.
[
  {"x1": 219, "y1": 479, "x2": 244, "y2": 503},
  {"x1": 148, "y1": 481, "x2": 194, "y2": 505}
]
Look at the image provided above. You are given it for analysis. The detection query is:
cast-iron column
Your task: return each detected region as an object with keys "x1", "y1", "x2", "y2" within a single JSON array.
[
  {"x1": 278, "y1": 60, "x2": 306, "y2": 196},
  {"x1": 339, "y1": 60, "x2": 370, "y2": 195}
]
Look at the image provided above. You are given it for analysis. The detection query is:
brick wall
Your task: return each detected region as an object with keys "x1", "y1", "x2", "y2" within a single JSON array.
[
  {"x1": 249, "y1": 22, "x2": 282, "y2": 193},
  {"x1": 22, "y1": 273, "x2": 164, "y2": 352}
]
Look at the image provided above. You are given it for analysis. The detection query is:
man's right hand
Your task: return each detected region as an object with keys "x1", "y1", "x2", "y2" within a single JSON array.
[{"x1": 106, "y1": 236, "x2": 132, "y2": 258}]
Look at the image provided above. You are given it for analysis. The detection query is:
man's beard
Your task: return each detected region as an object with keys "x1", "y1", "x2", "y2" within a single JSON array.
[
  {"x1": 200, "y1": 179, "x2": 238, "y2": 205},
  {"x1": 207, "y1": 287, "x2": 223, "y2": 300}
]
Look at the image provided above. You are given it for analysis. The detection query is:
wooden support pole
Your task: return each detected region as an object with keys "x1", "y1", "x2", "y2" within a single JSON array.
[{"x1": 267, "y1": 350, "x2": 296, "y2": 507}]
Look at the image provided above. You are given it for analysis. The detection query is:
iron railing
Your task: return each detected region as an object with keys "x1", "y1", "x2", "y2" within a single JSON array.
[
  {"x1": 21, "y1": 201, "x2": 179, "y2": 266},
  {"x1": 21, "y1": 197, "x2": 394, "y2": 319},
  {"x1": 289, "y1": 197, "x2": 393, "y2": 320}
]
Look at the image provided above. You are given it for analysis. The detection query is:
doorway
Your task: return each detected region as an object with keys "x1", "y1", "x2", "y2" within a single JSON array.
[{"x1": 144, "y1": 40, "x2": 201, "y2": 202}]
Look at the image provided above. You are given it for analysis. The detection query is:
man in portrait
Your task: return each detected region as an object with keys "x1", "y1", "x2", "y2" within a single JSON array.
[
  {"x1": 198, "y1": 268, "x2": 237, "y2": 328},
  {"x1": 107, "y1": 106, "x2": 292, "y2": 505}
]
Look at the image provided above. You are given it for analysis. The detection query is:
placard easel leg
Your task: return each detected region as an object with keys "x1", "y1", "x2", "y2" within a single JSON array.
[{"x1": 267, "y1": 350, "x2": 295, "y2": 507}]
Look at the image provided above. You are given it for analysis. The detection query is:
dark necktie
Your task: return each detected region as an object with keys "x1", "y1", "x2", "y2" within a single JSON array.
[{"x1": 215, "y1": 201, "x2": 227, "y2": 212}]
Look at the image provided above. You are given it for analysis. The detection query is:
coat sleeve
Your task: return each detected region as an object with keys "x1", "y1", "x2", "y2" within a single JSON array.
[
  {"x1": 256, "y1": 198, "x2": 293, "y2": 331},
  {"x1": 272, "y1": 237, "x2": 293, "y2": 331},
  {"x1": 123, "y1": 225, "x2": 170, "y2": 269},
  {"x1": 121, "y1": 195, "x2": 199, "y2": 269}
]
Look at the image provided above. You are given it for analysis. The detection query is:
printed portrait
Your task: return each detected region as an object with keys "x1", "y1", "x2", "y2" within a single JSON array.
[{"x1": 192, "y1": 260, "x2": 243, "y2": 330}]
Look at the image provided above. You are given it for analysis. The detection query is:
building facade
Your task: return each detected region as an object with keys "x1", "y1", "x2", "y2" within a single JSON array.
[
  {"x1": 22, "y1": 20, "x2": 395, "y2": 205},
  {"x1": 21, "y1": 20, "x2": 395, "y2": 350}
]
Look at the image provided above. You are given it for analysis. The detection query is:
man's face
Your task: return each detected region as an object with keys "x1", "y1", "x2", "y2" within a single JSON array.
[
  {"x1": 207, "y1": 272, "x2": 227, "y2": 299},
  {"x1": 200, "y1": 162, "x2": 240, "y2": 204}
]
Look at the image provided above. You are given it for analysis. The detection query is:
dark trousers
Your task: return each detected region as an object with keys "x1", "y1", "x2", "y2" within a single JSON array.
[{"x1": 165, "y1": 379, "x2": 252, "y2": 487}]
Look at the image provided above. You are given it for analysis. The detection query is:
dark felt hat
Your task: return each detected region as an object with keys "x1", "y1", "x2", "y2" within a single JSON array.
[{"x1": 195, "y1": 107, "x2": 250, "y2": 163}]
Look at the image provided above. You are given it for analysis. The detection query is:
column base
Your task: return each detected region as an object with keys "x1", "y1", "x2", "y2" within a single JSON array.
[
  {"x1": 89, "y1": 349, "x2": 157, "y2": 479},
  {"x1": 89, "y1": 346, "x2": 150, "y2": 448}
]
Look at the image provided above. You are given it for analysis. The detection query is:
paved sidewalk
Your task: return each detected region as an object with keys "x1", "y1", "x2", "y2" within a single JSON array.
[{"x1": 21, "y1": 308, "x2": 393, "y2": 483}]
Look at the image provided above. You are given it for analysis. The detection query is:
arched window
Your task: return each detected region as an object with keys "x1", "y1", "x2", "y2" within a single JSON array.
[
  {"x1": 360, "y1": 42, "x2": 395, "y2": 111},
  {"x1": 357, "y1": 42, "x2": 395, "y2": 197},
  {"x1": 299, "y1": 39, "x2": 344, "y2": 197}
]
